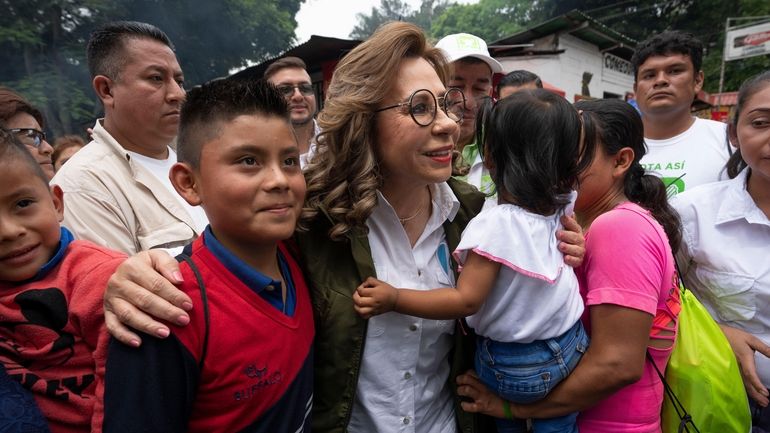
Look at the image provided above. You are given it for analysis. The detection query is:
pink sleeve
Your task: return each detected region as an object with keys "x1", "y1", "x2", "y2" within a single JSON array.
[{"x1": 582, "y1": 207, "x2": 669, "y2": 316}]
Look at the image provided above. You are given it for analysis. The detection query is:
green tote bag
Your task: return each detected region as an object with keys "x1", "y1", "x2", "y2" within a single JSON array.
[{"x1": 654, "y1": 286, "x2": 752, "y2": 433}]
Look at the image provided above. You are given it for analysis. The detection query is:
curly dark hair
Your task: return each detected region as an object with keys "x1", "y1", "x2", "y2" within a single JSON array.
[{"x1": 631, "y1": 31, "x2": 703, "y2": 80}]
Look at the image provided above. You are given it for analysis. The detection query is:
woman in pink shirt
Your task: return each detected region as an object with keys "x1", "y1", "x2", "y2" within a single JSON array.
[{"x1": 457, "y1": 99, "x2": 682, "y2": 433}]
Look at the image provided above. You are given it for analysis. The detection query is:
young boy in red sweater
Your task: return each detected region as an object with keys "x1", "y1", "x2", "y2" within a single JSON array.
[
  {"x1": 103, "y1": 79, "x2": 314, "y2": 432},
  {"x1": 0, "y1": 129, "x2": 125, "y2": 433}
]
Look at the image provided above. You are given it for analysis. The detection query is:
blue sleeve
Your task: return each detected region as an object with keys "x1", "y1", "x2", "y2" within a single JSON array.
[
  {"x1": 102, "y1": 333, "x2": 198, "y2": 433},
  {"x1": 0, "y1": 363, "x2": 50, "y2": 432}
]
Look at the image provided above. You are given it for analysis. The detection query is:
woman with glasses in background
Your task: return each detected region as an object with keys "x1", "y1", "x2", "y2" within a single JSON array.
[{"x1": 0, "y1": 87, "x2": 55, "y2": 180}]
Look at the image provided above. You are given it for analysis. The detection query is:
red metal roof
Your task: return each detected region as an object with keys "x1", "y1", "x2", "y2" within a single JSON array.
[{"x1": 710, "y1": 92, "x2": 738, "y2": 106}]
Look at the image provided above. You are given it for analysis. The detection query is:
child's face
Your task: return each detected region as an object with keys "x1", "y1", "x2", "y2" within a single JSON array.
[
  {"x1": 0, "y1": 162, "x2": 63, "y2": 282},
  {"x1": 193, "y1": 114, "x2": 305, "y2": 256}
]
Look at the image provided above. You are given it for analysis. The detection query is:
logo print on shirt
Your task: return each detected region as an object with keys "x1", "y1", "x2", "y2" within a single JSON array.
[
  {"x1": 0, "y1": 288, "x2": 90, "y2": 401},
  {"x1": 436, "y1": 240, "x2": 451, "y2": 277},
  {"x1": 234, "y1": 362, "x2": 283, "y2": 401}
]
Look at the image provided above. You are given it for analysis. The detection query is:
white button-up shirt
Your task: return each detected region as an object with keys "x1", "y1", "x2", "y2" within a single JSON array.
[
  {"x1": 348, "y1": 182, "x2": 460, "y2": 433},
  {"x1": 673, "y1": 168, "x2": 770, "y2": 384}
]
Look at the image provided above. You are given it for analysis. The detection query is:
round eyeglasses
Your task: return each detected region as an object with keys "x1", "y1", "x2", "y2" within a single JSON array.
[
  {"x1": 375, "y1": 88, "x2": 466, "y2": 127},
  {"x1": 9, "y1": 128, "x2": 47, "y2": 148}
]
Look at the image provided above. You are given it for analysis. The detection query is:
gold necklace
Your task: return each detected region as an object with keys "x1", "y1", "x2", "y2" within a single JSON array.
[
  {"x1": 397, "y1": 187, "x2": 431, "y2": 225},
  {"x1": 398, "y1": 206, "x2": 424, "y2": 225}
]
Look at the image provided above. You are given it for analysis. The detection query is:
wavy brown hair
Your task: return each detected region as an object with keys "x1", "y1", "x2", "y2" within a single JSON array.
[{"x1": 301, "y1": 22, "x2": 449, "y2": 240}]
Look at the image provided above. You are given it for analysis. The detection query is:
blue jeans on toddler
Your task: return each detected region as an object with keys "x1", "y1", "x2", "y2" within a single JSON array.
[{"x1": 475, "y1": 320, "x2": 589, "y2": 433}]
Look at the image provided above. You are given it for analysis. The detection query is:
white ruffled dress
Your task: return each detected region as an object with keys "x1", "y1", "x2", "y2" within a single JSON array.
[{"x1": 454, "y1": 195, "x2": 584, "y2": 343}]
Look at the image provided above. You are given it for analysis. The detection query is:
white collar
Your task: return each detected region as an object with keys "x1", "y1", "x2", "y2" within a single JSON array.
[
  {"x1": 373, "y1": 182, "x2": 460, "y2": 230},
  {"x1": 715, "y1": 168, "x2": 770, "y2": 227}
]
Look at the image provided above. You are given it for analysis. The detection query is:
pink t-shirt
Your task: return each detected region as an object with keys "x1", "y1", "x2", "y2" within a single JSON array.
[{"x1": 576, "y1": 202, "x2": 680, "y2": 433}]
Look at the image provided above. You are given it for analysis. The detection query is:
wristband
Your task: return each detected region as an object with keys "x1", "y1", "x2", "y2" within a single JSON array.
[{"x1": 503, "y1": 400, "x2": 513, "y2": 420}]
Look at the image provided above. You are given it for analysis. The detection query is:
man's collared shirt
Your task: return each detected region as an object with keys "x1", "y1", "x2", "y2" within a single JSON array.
[
  {"x1": 126, "y1": 149, "x2": 208, "y2": 238},
  {"x1": 51, "y1": 120, "x2": 203, "y2": 255}
]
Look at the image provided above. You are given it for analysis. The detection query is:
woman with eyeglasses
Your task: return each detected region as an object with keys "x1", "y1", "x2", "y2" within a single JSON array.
[
  {"x1": 0, "y1": 87, "x2": 55, "y2": 180},
  {"x1": 352, "y1": 89, "x2": 591, "y2": 433},
  {"x1": 98, "y1": 22, "x2": 587, "y2": 433},
  {"x1": 299, "y1": 23, "x2": 487, "y2": 433}
]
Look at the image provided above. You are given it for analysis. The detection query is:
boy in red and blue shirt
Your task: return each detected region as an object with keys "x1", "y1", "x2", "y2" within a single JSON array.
[
  {"x1": 0, "y1": 129, "x2": 125, "y2": 433},
  {"x1": 103, "y1": 79, "x2": 314, "y2": 432}
]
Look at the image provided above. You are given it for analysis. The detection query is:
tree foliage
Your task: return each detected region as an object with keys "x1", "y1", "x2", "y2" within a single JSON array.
[
  {"x1": 349, "y1": 0, "x2": 452, "y2": 40},
  {"x1": 349, "y1": 0, "x2": 412, "y2": 39},
  {"x1": 0, "y1": 0, "x2": 123, "y2": 136},
  {"x1": 125, "y1": 0, "x2": 302, "y2": 85},
  {"x1": 429, "y1": 0, "x2": 532, "y2": 42},
  {"x1": 349, "y1": 0, "x2": 529, "y2": 42},
  {"x1": 0, "y1": 0, "x2": 301, "y2": 137}
]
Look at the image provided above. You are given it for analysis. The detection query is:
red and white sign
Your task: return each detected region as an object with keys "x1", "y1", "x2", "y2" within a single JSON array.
[{"x1": 725, "y1": 21, "x2": 770, "y2": 61}]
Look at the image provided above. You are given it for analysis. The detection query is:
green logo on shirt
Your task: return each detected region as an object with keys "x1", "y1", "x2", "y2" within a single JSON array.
[{"x1": 663, "y1": 177, "x2": 685, "y2": 197}]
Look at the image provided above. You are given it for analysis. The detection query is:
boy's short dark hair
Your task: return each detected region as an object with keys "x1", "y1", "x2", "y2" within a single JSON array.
[
  {"x1": 264, "y1": 57, "x2": 308, "y2": 81},
  {"x1": 87, "y1": 21, "x2": 174, "y2": 79},
  {"x1": 0, "y1": 128, "x2": 49, "y2": 185},
  {"x1": 177, "y1": 79, "x2": 290, "y2": 168},
  {"x1": 631, "y1": 31, "x2": 703, "y2": 80},
  {"x1": 497, "y1": 70, "x2": 543, "y2": 94}
]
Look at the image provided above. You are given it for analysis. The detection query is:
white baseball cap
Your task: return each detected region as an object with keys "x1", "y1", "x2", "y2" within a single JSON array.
[{"x1": 435, "y1": 33, "x2": 503, "y2": 74}]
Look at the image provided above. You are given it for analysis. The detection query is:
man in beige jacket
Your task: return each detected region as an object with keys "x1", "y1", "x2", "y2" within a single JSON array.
[{"x1": 52, "y1": 21, "x2": 207, "y2": 255}]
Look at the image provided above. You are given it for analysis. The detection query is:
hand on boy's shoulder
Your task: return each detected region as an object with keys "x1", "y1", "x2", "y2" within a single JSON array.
[{"x1": 61, "y1": 240, "x2": 127, "y2": 308}]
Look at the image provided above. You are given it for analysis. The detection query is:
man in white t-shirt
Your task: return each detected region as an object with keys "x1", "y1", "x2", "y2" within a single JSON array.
[
  {"x1": 52, "y1": 21, "x2": 207, "y2": 255},
  {"x1": 632, "y1": 30, "x2": 730, "y2": 196}
]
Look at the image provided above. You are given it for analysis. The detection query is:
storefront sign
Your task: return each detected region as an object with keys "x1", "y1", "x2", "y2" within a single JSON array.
[
  {"x1": 603, "y1": 53, "x2": 633, "y2": 76},
  {"x1": 725, "y1": 21, "x2": 770, "y2": 61}
]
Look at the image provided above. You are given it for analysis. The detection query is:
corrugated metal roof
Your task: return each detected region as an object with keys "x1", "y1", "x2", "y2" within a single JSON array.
[
  {"x1": 230, "y1": 35, "x2": 361, "y2": 81},
  {"x1": 710, "y1": 92, "x2": 738, "y2": 106},
  {"x1": 491, "y1": 10, "x2": 637, "y2": 60}
]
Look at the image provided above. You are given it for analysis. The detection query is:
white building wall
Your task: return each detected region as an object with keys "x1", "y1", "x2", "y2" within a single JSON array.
[{"x1": 497, "y1": 33, "x2": 635, "y2": 101}]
